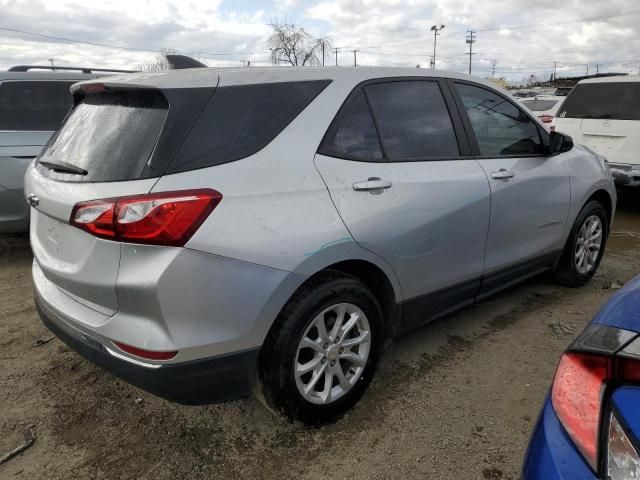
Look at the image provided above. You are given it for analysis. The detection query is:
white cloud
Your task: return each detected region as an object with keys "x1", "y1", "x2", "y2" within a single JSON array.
[{"x1": 1, "y1": 0, "x2": 639, "y2": 80}]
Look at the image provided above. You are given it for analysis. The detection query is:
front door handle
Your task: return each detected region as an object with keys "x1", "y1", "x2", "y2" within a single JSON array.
[
  {"x1": 353, "y1": 177, "x2": 393, "y2": 194},
  {"x1": 491, "y1": 168, "x2": 516, "y2": 180}
]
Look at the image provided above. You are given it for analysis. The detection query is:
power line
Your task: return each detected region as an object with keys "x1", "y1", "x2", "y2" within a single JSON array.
[{"x1": 0, "y1": 26, "x2": 261, "y2": 57}]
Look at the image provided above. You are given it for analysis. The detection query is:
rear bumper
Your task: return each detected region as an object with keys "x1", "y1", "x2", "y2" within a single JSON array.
[
  {"x1": 522, "y1": 398, "x2": 596, "y2": 480},
  {"x1": 609, "y1": 163, "x2": 640, "y2": 187},
  {"x1": 36, "y1": 289, "x2": 260, "y2": 404}
]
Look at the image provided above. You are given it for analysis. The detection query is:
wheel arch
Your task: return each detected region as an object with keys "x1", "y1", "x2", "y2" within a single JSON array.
[{"x1": 586, "y1": 189, "x2": 613, "y2": 229}]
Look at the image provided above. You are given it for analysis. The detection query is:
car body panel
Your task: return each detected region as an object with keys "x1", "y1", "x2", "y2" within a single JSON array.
[
  {"x1": 314, "y1": 153, "x2": 490, "y2": 301},
  {"x1": 477, "y1": 155, "x2": 571, "y2": 275},
  {"x1": 523, "y1": 399, "x2": 596, "y2": 480},
  {"x1": 592, "y1": 274, "x2": 640, "y2": 333}
]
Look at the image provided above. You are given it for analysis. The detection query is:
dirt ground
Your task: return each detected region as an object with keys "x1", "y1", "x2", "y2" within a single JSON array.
[{"x1": 2, "y1": 191, "x2": 640, "y2": 480}]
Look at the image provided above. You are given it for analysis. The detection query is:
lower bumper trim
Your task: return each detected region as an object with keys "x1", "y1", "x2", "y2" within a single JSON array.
[{"x1": 36, "y1": 292, "x2": 260, "y2": 405}]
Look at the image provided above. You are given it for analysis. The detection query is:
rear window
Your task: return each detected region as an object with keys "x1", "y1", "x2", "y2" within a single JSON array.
[
  {"x1": 38, "y1": 90, "x2": 168, "y2": 182},
  {"x1": 559, "y1": 82, "x2": 640, "y2": 120},
  {"x1": 167, "y1": 80, "x2": 331, "y2": 173},
  {"x1": 0, "y1": 81, "x2": 75, "y2": 131},
  {"x1": 521, "y1": 99, "x2": 559, "y2": 111}
]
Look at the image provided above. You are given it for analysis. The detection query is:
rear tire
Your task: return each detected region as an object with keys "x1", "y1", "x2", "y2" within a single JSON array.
[
  {"x1": 554, "y1": 200, "x2": 608, "y2": 287},
  {"x1": 258, "y1": 273, "x2": 384, "y2": 425}
]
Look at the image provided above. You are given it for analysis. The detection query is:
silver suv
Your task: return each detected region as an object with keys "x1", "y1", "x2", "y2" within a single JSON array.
[
  {"x1": 26, "y1": 67, "x2": 616, "y2": 424},
  {"x1": 0, "y1": 65, "x2": 133, "y2": 233}
]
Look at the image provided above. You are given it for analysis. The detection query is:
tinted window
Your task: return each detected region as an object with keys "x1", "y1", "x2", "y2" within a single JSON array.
[
  {"x1": 0, "y1": 81, "x2": 74, "y2": 131},
  {"x1": 365, "y1": 81, "x2": 459, "y2": 160},
  {"x1": 38, "y1": 91, "x2": 168, "y2": 182},
  {"x1": 168, "y1": 80, "x2": 331, "y2": 173},
  {"x1": 456, "y1": 83, "x2": 543, "y2": 156},
  {"x1": 559, "y1": 82, "x2": 640, "y2": 120},
  {"x1": 521, "y1": 99, "x2": 559, "y2": 111},
  {"x1": 318, "y1": 90, "x2": 383, "y2": 161}
]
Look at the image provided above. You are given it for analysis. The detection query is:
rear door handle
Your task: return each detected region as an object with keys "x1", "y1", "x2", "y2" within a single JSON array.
[
  {"x1": 353, "y1": 177, "x2": 393, "y2": 194},
  {"x1": 491, "y1": 168, "x2": 516, "y2": 180}
]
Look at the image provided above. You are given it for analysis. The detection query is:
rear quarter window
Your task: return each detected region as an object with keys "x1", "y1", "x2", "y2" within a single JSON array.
[
  {"x1": 0, "y1": 81, "x2": 75, "y2": 131},
  {"x1": 559, "y1": 82, "x2": 640, "y2": 120},
  {"x1": 167, "y1": 80, "x2": 331, "y2": 173}
]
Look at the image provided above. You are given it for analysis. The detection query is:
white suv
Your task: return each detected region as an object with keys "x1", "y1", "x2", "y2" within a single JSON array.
[{"x1": 555, "y1": 75, "x2": 640, "y2": 186}]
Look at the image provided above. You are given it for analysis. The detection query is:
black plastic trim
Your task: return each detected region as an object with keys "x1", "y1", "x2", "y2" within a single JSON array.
[{"x1": 36, "y1": 292, "x2": 259, "y2": 405}]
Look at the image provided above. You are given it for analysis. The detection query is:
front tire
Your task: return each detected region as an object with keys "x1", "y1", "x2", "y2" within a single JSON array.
[
  {"x1": 258, "y1": 273, "x2": 384, "y2": 425},
  {"x1": 554, "y1": 200, "x2": 608, "y2": 287}
]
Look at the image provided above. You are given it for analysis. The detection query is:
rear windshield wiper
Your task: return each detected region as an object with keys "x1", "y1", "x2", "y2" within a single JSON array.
[{"x1": 38, "y1": 160, "x2": 88, "y2": 176}]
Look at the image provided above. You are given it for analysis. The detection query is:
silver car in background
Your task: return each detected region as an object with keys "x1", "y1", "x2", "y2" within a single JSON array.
[
  {"x1": 0, "y1": 65, "x2": 133, "y2": 232},
  {"x1": 26, "y1": 67, "x2": 616, "y2": 424}
]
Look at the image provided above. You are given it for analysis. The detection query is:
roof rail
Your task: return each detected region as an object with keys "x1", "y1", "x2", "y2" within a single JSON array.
[{"x1": 7, "y1": 65, "x2": 137, "y2": 74}]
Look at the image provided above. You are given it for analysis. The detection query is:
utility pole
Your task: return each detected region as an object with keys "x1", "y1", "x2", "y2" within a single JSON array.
[
  {"x1": 321, "y1": 41, "x2": 325, "y2": 66},
  {"x1": 491, "y1": 59, "x2": 497, "y2": 78},
  {"x1": 465, "y1": 30, "x2": 476, "y2": 75},
  {"x1": 430, "y1": 24, "x2": 445, "y2": 69},
  {"x1": 586, "y1": 64, "x2": 589, "y2": 75},
  {"x1": 429, "y1": 56, "x2": 434, "y2": 69},
  {"x1": 333, "y1": 48, "x2": 340, "y2": 66},
  {"x1": 596, "y1": 64, "x2": 600, "y2": 74},
  {"x1": 553, "y1": 61, "x2": 558, "y2": 87},
  {"x1": 352, "y1": 49, "x2": 359, "y2": 67}
]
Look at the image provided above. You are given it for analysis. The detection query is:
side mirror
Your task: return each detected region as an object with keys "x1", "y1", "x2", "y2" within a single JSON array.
[{"x1": 549, "y1": 131, "x2": 573, "y2": 155}]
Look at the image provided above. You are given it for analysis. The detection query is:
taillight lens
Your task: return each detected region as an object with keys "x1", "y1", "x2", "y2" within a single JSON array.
[
  {"x1": 70, "y1": 189, "x2": 222, "y2": 246},
  {"x1": 552, "y1": 352, "x2": 611, "y2": 470},
  {"x1": 540, "y1": 114, "x2": 554, "y2": 124}
]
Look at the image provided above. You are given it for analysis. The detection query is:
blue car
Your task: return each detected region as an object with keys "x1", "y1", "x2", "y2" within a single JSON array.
[{"x1": 524, "y1": 275, "x2": 640, "y2": 479}]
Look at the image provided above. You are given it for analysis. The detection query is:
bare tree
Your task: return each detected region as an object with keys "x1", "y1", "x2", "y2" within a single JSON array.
[{"x1": 268, "y1": 21, "x2": 331, "y2": 66}]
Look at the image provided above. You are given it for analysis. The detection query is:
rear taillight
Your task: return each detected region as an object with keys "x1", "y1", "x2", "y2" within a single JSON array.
[
  {"x1": 70, "y1": 189, "x2": 222, "y2": 246},
  {"x1": 540, "y1": 114, "x2": 554, "y2": 124},
  {"x1": 552, "y1": 353, "x2": 610, "y2": 470},
  {"x1": 552, "y1": 351, "x2": 640, "y2": 472}
]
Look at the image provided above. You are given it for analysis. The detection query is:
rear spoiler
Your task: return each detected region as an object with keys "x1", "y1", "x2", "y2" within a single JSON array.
[{"x1": 165, "y1": 55, "x2": 207, "y2": 69}]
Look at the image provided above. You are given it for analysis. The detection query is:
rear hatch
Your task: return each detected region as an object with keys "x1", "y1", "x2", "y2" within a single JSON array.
[
  {"x1": 556, "y1": 81, "x2": 640, "y2": 165},
  {"x1": 27, "y1": 86, "x2": 177, "y2": 314}
]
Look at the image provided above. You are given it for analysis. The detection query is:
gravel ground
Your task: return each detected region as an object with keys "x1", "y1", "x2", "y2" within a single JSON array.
[{"x1": 1, "y1": 191, "x2": 640, "y2": 480}]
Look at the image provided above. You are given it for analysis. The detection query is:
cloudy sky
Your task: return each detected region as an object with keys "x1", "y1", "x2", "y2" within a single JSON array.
[{"x1": 1, "y1": 0, "x2": 639, "y2": 82}]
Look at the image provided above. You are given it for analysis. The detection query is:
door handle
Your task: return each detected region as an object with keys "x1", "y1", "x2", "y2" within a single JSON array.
[
  {"x1": 491, "y1": 168, "x2": 516, "y2": 180},
  {"x1": 353, "y1": 177, "x2": 393, "y2": 194}
]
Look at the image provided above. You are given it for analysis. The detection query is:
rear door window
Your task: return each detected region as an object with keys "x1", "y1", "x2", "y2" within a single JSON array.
[
  {"x1": 364, "y1": 81, "x2": 460, "y2": 160},
  {"x1": 38, "y1": 90, "x2": 168, "y2": 182},
  {"x1": 0, "y1": 81, "x2": 75, "y2": 131},
  {"x1": 559, "y1": 82, "x2": 640, "y2": 120},
  {"x1": 456, "y1": 83, "x2": 543, "y2": 156},
  {"x1": 168, "y1": 80, "x2": 331, "y2": 173}
]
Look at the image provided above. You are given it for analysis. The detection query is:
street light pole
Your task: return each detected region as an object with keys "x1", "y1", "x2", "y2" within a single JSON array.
[{"x1": 430, "y1": 24, "x2": 445, "y2": 69}]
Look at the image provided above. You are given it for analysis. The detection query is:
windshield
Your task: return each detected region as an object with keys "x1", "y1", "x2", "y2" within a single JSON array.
[
  {"x1": 521, "y1": 99, "x2": 559, "y2": 112},
  {"x1": 559, "y1": 82, "x2": 640, "y2": 120},
  {"x1": 38, "y1": 90, "x2": 168, "y2": 182}
]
